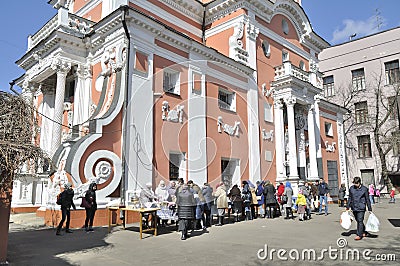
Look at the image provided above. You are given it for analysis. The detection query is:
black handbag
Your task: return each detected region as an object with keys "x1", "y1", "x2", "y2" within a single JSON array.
[{"x1": 80, "y1": 197, "x2": 91, "y2": 208}]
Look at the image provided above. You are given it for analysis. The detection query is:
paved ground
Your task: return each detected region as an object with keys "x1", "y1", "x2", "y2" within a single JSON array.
[{"x1": 7, "y1": 201, "x2": 400, "y2": 265}]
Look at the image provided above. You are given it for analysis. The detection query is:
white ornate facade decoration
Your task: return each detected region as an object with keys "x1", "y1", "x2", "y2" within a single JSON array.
[
  {"x1": 229, "y1": 19, "x2": 249, "y2": 64},
  {"x1": 262, "y1": 129, "x2": 274, "y2": 141},
  {"x1": 245, "y1": 17, "x2": 259, "y2": 41},
  {"x1": 161, "y1": 101, "x2": 184, "y2": 123},
  {"x1": 95, "y1": 161, "x2": 112, "y2": 183},
  {"x1": 62, "y1": 102, "x2": 73, "y2": 142},
  {"x1": 217, "y1": 116, "x2": 240, "y2": 136},
  {"x1": 325, "y1": 141, "x2": 336, "y2": 152},
  {"x1": 262, "y1": 83, "x2": 274, "y2": 97}
]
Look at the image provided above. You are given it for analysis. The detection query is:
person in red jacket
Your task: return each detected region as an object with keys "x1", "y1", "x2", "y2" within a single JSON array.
[{"x1": 389, "y1": 188, "x2": 396, "y2": 203}]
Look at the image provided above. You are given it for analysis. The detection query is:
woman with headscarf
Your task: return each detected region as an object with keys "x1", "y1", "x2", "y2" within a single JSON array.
[
  {"x1": 256, "y1": 181, "x2": 265, "y2": 217},
  {"x1": 248, "y1": 180, "x2": 259, "y2": 219},
  {"x1": 263, "y1": 180, "x2": 277, "y2": 218},
  {"x1": 283, "y1": 181, "x2": 294, "y2": 219},
  {"x1": 84, "y1": 182, "x2": 97, "y2": 232},
  {"x1": 155, "y1": 180, "x2": 170, "y2": 227},
  {"x1": 176, "y1": 184, "x2": 196, "y2": 240}
]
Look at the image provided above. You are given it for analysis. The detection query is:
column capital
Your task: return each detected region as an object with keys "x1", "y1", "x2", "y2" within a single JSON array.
[
  {"x1": 76, "y1": 64, "x2": 92, "y2": 79},
  {"x1": 284, "y1": 96, "x2": 296, "y2": 107},
  {"x1": 307, "y1": 104, "x2": 314, "y2": 112},
  {"x1": 274, "y1": 99, "x2": 284, "y2": 109},
  {"x1": 51, "y1": 58, "x2": 71, "y2": 75},
  {"x1": 314, "y1": 94, "x2": 322, "y2": 104}
]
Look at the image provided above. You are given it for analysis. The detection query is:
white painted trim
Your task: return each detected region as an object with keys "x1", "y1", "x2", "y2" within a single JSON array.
[
  {"x1": 75, "y1": 0, "x2": 102, "y2": 17},
  {"x1": 205, "y1": 14, "x2": 246, "y2": 39},
  {"x1": 320, "y1": 110, "x2": 338, "y2": 121},
  {"x1": 131, "y1": 0, "x2": 202, "y2": 37}
]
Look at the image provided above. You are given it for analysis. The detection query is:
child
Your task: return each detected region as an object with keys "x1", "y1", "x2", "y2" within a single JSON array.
[
  {"x1": 375, "y1": 188, "x2": 380, "y2": 203},
  {"x1": 296, "y1": 190, "x2": 307, "y2": 221},
  {"x1": 389, "y1": 188, "x2": 396, "y2": 203}
]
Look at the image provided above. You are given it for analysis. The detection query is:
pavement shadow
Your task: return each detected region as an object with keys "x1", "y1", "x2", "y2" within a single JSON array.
[
  {"x1": 7, "y1": 227, "x2": 110, "y2": 265},
  {"x1": 341, "y1": 229, "x2": 378, "y2": 238}
]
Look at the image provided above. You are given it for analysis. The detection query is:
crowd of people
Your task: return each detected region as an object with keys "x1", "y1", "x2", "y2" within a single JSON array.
[{"x1": 135, "y1": 177, "x2": 344, "y2": 240}]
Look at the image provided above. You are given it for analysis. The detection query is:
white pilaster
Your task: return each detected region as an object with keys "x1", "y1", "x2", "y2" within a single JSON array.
[
  {"x1": 245, "y1": 13, "x2": 260, "y2": 184},
  {"x1": 307, "y1": 104, "x2": 319, "y2": 180},
  {"x1": 50, "y1": 59, "x2": 71, "y2": 156},
  {"x1": 73, "y1": 64, "x2": 92, "y2": 126},
  {"x1": 285, "y1": 96, "x2": 299, "y2": 179},
  {"x1": 274, "y1": 100, "x2": 286, "y2": 180},
  {"x1": 314, "y1": 96, "x2": 322, "y2": 158},
  {"x1": 39, "y1": 86, "x2": 55, "y2": 155}
]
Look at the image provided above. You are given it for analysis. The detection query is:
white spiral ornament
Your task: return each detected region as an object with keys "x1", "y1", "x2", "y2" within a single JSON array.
[
  {"x1": 84, "y1": 150, "x2": 122, "y2": 199},
  {"x1": 336, "y1": 237, "x2": 348, "y2": 248}
]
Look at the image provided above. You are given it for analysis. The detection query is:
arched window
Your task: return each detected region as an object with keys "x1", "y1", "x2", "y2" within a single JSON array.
[
  {"x1": 262, "y1": 40, "x2": 270, "y2": 57},
  {"x1": 282, "y1": 19, "x2": 289, "y2": 35}
]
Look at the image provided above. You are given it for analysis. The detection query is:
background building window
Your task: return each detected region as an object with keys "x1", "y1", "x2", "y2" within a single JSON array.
[
  {"x1": 163, "y1": 69, "x2": 180, "y2": 95},
  {"x1": 262, "y1": 40, "x2": 270, "y2": 57},
  {"x1": 388, "y1": 96, "x2": 399, "y2": 120},
  {"x1": 357, "y1": 135, "x2": 372, "y2": 158},
  {"x1": 352, "y1": 68, "x2": 365, "y2": 91},
  {"x1": 385, "y1": 60, "x2": 399, "y2": 85},
  {"x1": 323, "y1": 75, "x2": 334, "y2": 97},
  {"x1": 355, "y1": 101, "x2": 368, "y2": 124},
  {"x1": 218, "y1": 88, "x2": 236, "y2": 112},
  {"x1": 325, "y1": 122, "x2": 333, "y2": 137},
  {"x1": 264, "y1": 103, "x2": 273, "y2": 122}
]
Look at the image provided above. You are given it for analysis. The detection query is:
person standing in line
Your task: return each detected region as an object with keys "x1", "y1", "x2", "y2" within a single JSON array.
[
  {"x1": 84, "y1": 182, "x2": 97, "y2": 232},
  {"x1": 346, "y1": 176, "x2": 372, "y2": 241},
  {"x1": 318, "y1": 178, "x2": 330, "y2": 216},
  {"x1": 256, "y1": 181, "x2": 265, "y2": 218},
  {"x1": 283, "y1": 181, "x2": 294, "y2": 219},
  {"x1": 263, "y1": 180, "x2": 276, "y2": 219},
  {"x1": 176, "y1": 184, "x2": 196, "y2": 240},
  {"x1": 295, "y1": 189, "x2": 307, "y2": 221},
  {"x1": 56, "y1": 182, "x2": 76, "y2": 235},
  {"x1": 201, "y1": 183, "x2": 214, "y2": 227},
  {"x1": 241, "y1": 181, "x2": 252, "y2": 220},
  {"x1": 213, "y1": 181, "x2": 228, "y2": 226},
  {"x1": 248, "y1": 181, "x2": 259, "y2": 219},
  {"x1": 338, "y1": 183, "x2": 346, "y2": 207},
  {"x1": 374, "y1": 187, "x2": 380, "y2": 203},
  {"x1": 310, "y1": 181, "x2": 318, "y2": 212},
  {"x1": 228, "y1": 184, "x2": 242, "y2": 223}
]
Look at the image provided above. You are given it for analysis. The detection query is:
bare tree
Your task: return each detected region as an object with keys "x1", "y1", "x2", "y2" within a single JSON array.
[{"x1": 0, "y1": 91, "x2": 48, "y2": 263}]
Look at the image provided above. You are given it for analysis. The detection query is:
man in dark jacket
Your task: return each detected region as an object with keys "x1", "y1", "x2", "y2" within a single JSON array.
[
  {"x1": 347, "y1": 176, "x2": 372, "y2": 240},
  {"x1": 56, "y1": 182, "x2": 76, "y2": 235},
  {"x1": 318, "y1": 178, "x2": 329, "y2": 215}
]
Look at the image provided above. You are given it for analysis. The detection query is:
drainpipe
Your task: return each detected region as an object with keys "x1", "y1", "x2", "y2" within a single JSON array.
[
  {"x1": 202, "y1": 5, "x2": 206, "y2": 44},
  {"x1": 120, "y1": 6, "x2": 130, "y2": 208}
]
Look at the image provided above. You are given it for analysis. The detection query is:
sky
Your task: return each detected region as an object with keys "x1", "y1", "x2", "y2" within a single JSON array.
[{"x1": 1, "y1": 0, "x2": 400, "y2": 93}]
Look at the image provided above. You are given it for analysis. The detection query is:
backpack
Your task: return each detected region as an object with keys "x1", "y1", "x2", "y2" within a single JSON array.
[{"x1": 56, "y1": 192, "x2": 62, "y2": 205}]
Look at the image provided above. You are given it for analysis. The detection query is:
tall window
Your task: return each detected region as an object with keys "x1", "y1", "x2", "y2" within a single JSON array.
[
  {"x1": 325, "y1": 122, "x2": 333, "y2": 137},
  {"x1": 169, "y1": 153, "x2": 181, "y2": 180},
  {"x1": 355, "y1": 101, "x2": 368, "y2": 124},
  {"x1": 352, "y1": 68, "x2": 365, "y2": 91},
  {"x1": 323, "y1": 75, "x2": 334, "y2": 97},
  {"x1": 163, "y1": 69, "x2": 180, "y2": 95},
  {"x1": 218, "y1": 88, "x2": 236, "y2": 112},
  {"x1": 388, "y1": 96, "x2": 399, "y2": 120},
  {"x1": 282, "y1": 50, "x2": 289, "y2": 62},
  {"x1": 385, "y1": 60, "x2": 400, "y2": 85},
  {"x1": 357, "y1": 135, "x2": 372, "y2": 158}
]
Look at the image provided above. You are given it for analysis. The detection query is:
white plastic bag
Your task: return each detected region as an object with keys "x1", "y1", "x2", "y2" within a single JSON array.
[
  {"x1": 365, "y1": 212, "x2": 380, "y2": 232},
  {"x1": 340, "y1": 210, "x2": 353, "y2": 230}
]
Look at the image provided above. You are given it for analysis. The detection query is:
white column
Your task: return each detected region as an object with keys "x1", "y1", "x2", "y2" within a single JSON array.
[
  {"x1": 73, "y1": 64, "x2": 92, "y2": 126},
  {"x1": 285, "y1": 96, "x2": 299, "y2": 179},
  {"x1": 274, "y1": 100, "x2": 286, "y2": 180},
  {"x1": 314, "y1": 96, "x2": 322, "y2": 158},
  {"x1": 39, "y1": 86, "x2": 55, "y2": 155},
  {"x1": 50, "y1": 58, "x2": 71, "y2": 156},
  {"x1": 307, "y1": 104, "x2": 319, "y2": 180},
  {"x1": 337, "y1": 114, "x2": 349, "y2": 191}
]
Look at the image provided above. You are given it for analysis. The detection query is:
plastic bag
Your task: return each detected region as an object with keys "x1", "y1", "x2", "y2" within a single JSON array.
[
  {"x1": 340, "y1": 210, "x2": 353, "y2": 230},
  {"x1": 365, "y1": 212, "x2": 380, "y2": 232}
]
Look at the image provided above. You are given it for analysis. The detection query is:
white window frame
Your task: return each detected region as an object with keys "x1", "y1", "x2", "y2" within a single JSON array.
[
  {"x1": 163, "y1": 69, "x2": 180, "y2": 95},
  {"x1": 218, "y1": 88, "x2": 236, "y2": 112}
]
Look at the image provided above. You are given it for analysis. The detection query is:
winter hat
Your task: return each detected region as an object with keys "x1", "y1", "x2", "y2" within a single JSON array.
[{"x1": 64, "y1": 182, "x2": 72, "y2": 189}]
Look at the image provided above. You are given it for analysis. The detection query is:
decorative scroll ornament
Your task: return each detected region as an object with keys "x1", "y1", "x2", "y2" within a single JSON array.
[
  {"x1": 161, "y1": 101, "x2": 184, "y2": 123},
  {"x1": 262, "y1": 129, "x2": 274, "y2": 141},
  {"x1": 325, "y1": 141, "x2": 336, "y2": 152},
  {"x1": 262, "y1": 83, "x2": 274, "y2": 97},
  {"x1": 95, "y1": 161, "x2": 112, "y2": 183},
  {"x1": 228, "y1": 19, "x2": 249, "y2": 64},
  {"x1": 217, "y1": 116, "x2": 240, "y2": 136}
]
